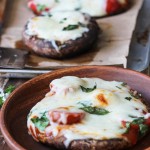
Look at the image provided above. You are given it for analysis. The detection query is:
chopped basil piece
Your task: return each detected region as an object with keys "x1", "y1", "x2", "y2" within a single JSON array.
[
  {"x1": 121, "y1": 82, "x2": 127, "y2": 86},
  {"x1": 5, "y1": 85, "x2": 15, "y2": 94},
  {"x1": 55, "y1": 0, "x2": 59, "y2": 2},
  {"x1": 128, "y1": 115, "x2": 138, "y2": 118},
  {"x1": 132, "y1": 117, "x2": 145, "y2": 124},
  {"x1": 48, "y1": 14, "x2": 52, "y2": 17},
  {"x1": 37, "y1": 4, "x2": 46, "y2": 12},
  {"x1": 124, "y1": 122, "x2": 130, "y2": 133},
  {"x1": 0, "y1": 97, "x2": 3, "y2": 108},
  {"x1": 0, "y1": 85, "x2": 15, "y2": 108},
  {"x1": 75, "y1": 7, "x2": 81, "y2": 11},
  {"x1": 139, "y1": 124, "x2": 149, "y2": 137},
  {"x1": 78, "y1": 22, "x2": 86, "y2": 27},
  {"x1": 125, "y1": 97, "x2": 132, "y2": 101},
  {"x1": 116, "y1": 86, "x2": 121, "y2": 89},
  {"x1": 124, "y1": 117, "x2": 149, "y2": 138},
  {"x1": 79, "y1": 103, "x2": 110, "y2": 115},
  {"x1": 60, "y1": 18, "x2": 67, "y2": 23},
  {"x1": 31, "y1": 112, "x2": 49, "y2": 131},
  {"x1": 63, "y1": 24, "x2": 79, "y2": 31},
  {"x1": 80, "y1": 84, "x2": 97, "y2": 93}
]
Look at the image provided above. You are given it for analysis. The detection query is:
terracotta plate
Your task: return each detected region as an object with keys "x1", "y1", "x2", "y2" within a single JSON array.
[{"x1": 0, "y1": 66, "x2": 150, "y2": 150}]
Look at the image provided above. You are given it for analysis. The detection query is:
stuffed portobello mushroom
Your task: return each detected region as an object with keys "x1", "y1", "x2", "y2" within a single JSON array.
[
  {"x1": 28, "y1": 0, "x2": 129, "y2": 17},
  {"x1": 27, "y1": 76, "x2": 150, "y2": 150},
  {"x1": 23, "y1": 11, "x2": 100, "y2": 59}
]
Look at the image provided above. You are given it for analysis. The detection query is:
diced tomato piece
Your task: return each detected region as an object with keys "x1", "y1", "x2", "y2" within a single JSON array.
[
  {"x1": 142, "y1": 110, "x2": 147, "y2": 115},
  {"x1": 49, "y1": 110, "x2": 85, "y2": 125},
  {"x1": 45, "y1": 8, "x2": 50, "y2": 11},
  {"x1": 106, "y1": 0, "x2": 121, "y2": 14},
  {"x1": 121, "y1": 120, "x2": 126, "y2": 127},
  {"x1": 123, "y1": 124, "x2": 139, "y2": 145},
  {"x1": 106, "y1": 0, "x2": 128, "y2": 15},
  {"x1": 28, "y1": 1, "x2": 40, "y2": 15},
  {"x1": 145, "y1": 117, "x2": 150, "y2": 126},
  {"x1": 28, "y1": 2, "x2": 36, "y2": 12}
]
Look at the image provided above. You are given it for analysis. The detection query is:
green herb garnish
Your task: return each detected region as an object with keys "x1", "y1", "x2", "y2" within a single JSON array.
[
  {"x1": 0, "y1": 85, "x2": 15, "y2": 108},
  {"x1": 79, "y1": 103, "x2": 110, "y2": 115},
  {"x1": 59, "y1": 18, "x2": 67, "y2": 23},
  {"x1": 116, "y1": 86, "x2": 121, "y2": 89},
  {"x1": 48, "y1": 14, "x2": 52, "y2": 17},
  {"x1": 121, "y1": 82, "x2": 127, "y2": 86},
  {"x1": 124, "y1": 117, "x2": 149, "y2": 138},
  {"x1": 37, "y1": 4, "x2": 46, "y2": 12},
  {"x1": 128, "y1": 115, "x2": 138, "y2": 118},
  {"x1": 139, "y1": 124, "x2": 149, "y2": 137},
  {"x1": 63, "y1": 24, "x2": 79, "y2": 31},
  {"x1": 5, "y1": 85, "x2": 15, "y2": 94},
  {"x1": 55, "y1": 0, "x2": 59, "y2": 2},
  {"x1": 75, "y1": 7, "x2": 81, "y2": 11},
  {"x1": 31, "y1": 112, "x2": 49, "y2": 131},
  {"x1": 125, "y1": 97, "x2": 132, "y2": 101},
  {"x1": 132, "y1": 117, "x2": 145, "y2": 124},
  {"x1": 0, "y1": 97, "x2": 3, "y2": 108},
  {"x1": 80, "y1": 84, "x2": 97, "y2": 93},
  {"x1": 78, "y1": 22, "x2": 86, "y2": 27}
]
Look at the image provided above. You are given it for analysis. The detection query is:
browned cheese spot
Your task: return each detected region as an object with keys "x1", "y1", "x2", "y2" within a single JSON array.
[{"x1": 97, "y1": 94, "x2": 108, "y2": 106}]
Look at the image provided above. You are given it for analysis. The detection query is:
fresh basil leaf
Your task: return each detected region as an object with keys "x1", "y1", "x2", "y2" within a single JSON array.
[
  {"x1": 31, "y1": 112, "x2": 49, "y2": 131},
  {"x1": 63, "y1": 24, "x2": 79, "y2": 31},
  {"x1": 37, "y1": 4, "x2": 46, "y2": 12},
  {"x1": 128, "y1": 115, "x2": 138, "y2": 118},
  {"x1": 0, "y1": 97, "x2": 4, "y2": 108},
  {"x1": 5, "y1": 85, "x2": 15, "y2": 94},
  {"x1": 125, "y1": 97, "x2": 132, "y2": 101},
  {"x1": 75, "y1": 7, "x2": 81, "y2": 11},
  {"x1": 48, "y1": 14, "x2": 52, "y2": 17},
  {"x1": 121, "y1": 82, "x2": 127, "y2": 86},
  {"x1": 79, "y1": 103, "x2": 109, "y2": 115},
  {"x1": 0, "y1": 85, "x2": 15, "y2": 108},
  {"x1": 78, "y1": 22, "x2": 86, "y2": 27},
  {"x1": 116, "y1": 86, "x2": 121, "y2": 89},
  {"x1": 80, "y1": 84, "x2": 97, "y2": 93},
  {"x1": 124, "y1": 122, "x2": 131, "y2": 133},
  {"x1": 139, "y1": 124, "x2": 149, "y2": 137},
  {"x1": 59, "y1": 18, "x2": 67, "y2": 23},
  {"x1": 124, "y1": 117, "x2": 149, "y2": 137},
  {"x1": 132, "y1": 117, "x2": 145, "y2": 125}
]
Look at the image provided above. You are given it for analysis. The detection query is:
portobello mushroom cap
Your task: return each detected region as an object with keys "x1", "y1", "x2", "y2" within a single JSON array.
[
  {"x1": 36, "y1": 133, "x2": 131, "y2": 150},
  {"x1": 23, "y1": 12, "x2": 100, "y2": 59}
]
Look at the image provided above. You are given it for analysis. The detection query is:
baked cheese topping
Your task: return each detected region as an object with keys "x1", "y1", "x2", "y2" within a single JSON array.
[
  {"x1": 25, "y1": 11, "x2": 89, "y2": 43},
  {"x1": 28, "y1": 0, "x2": 128, "y2": 17},
  {"x1": 27, "y1": 76, "x2": 150, "y2": 147}
]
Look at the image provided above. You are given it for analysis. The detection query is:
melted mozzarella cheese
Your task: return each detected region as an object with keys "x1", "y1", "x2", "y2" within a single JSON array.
[
  {"x1": 30, "y1": 0, "x2": 127, "y2": 17},
  {"x1": 26, "y1": 11, "x2": 89, "y2": 43},
  {"x1": 80, "y1": 0, "x2": 107, "y2": 17},
  {"x1": 33, "y1": 0, "x2": 55, "y2": 7},
  {"x1": 27, "y1": 76, "x2": 149, "y2": 148}
]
